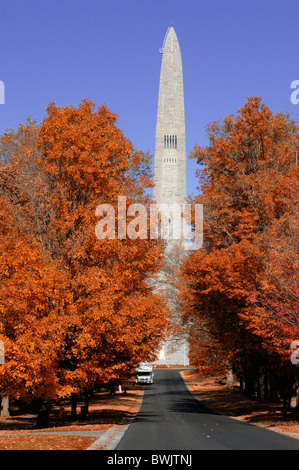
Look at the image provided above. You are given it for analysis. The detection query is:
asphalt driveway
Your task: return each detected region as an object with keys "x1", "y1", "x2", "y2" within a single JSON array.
[{"x1": 115, "y1": 369, "x2": 299, "y2": 450}]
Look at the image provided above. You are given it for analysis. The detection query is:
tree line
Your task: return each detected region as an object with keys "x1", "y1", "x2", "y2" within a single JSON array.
[
  {"x1": 0, "y1": 95, "x2": 297, "y2": 425},
  {"x1": 179, "y1": 97, "x2": 299, "y2": 415},
  {"x1": 0, "y1": 100, "x2": 168, "y2": 427}
]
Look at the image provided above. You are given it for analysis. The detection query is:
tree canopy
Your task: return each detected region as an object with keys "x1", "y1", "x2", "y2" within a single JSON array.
[
  {"x1": 0, "y1": 100, "x2": 168, "y2": 405},
  {"x1": 180, "y1": 97, "x2": 299, "y2": 380}
]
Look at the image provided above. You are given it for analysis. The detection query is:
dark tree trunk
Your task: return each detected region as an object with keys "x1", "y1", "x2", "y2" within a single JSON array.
[
  {"x1": 244, "y1": 377, "x2": 254, "y2": 397},
  {"x1": 80, "y1": 391, "x2": 89, "y2": 420},
  {"x1": 239, "y1": 377, "x2": 244, "y2": 393},
  {"x1": 35, "y1": 400, "x2": 52, "y2": 429},
  {"x1": 71, "y1": 393, "x2": 77, "y2": 420},
  {"x1": 262, "y1": 373, "x2": 269, "y2": 400}
]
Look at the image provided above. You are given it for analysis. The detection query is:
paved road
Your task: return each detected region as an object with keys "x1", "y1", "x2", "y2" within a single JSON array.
[{"x1": 116, "y1": 369, "x2": 299, "y2": 450}]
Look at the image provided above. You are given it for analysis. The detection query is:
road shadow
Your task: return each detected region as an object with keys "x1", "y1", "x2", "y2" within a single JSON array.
[{"x1": 168, "y1": 394, "x2": 218, "y2": 415}]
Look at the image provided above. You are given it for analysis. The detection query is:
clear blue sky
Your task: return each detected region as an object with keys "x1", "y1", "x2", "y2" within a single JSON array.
[{"x1": 0, "y1": 0, "x2": 298, "y2": 196}]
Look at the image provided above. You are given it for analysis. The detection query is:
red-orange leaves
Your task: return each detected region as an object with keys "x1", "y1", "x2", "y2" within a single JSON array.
[
  {"x1": 0, "y1": 101, "x2": 167, "y2": 403},
  {"x1": 181, "y1": 97, "x2": 299, "y2": 376}
]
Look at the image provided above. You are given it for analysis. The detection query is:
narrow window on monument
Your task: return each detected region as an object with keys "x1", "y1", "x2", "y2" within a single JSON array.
[
  {"x1": 175, "y1": 135, "x2": 177, "y2": 149},
  {"x1": 166, "y1": 135, "x2": 169, "y2": 148},
  {"x1": 164, "y1": 135, "x2": 166, "y2": 149}
]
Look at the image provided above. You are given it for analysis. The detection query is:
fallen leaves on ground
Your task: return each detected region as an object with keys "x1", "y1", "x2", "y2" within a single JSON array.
[
  {"x1": 0, "y1": 387, "x2": 144, "y2": 450},
  {"x1": 181, "y1": 370, "x2": 299, "y2": 436}
]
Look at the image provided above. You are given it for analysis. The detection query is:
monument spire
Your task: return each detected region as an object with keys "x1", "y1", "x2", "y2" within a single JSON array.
[
  {"x1": 154, "y1": 25, "x2": 186, "y2": 214},
  {"x1": 153, "y1": 26, "x2": 189, "y2": 366}
]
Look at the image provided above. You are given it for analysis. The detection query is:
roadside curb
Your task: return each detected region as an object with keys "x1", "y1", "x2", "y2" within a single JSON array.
[
  {"x1": 86, "y1": 388, "x2": 145, "y2": 450},
  {"x1": 86, "y1": 425, "x2": 123, "y2": 450},
  {"x1": 228, "y1": 415, "x2": 299, "y2": 439}
]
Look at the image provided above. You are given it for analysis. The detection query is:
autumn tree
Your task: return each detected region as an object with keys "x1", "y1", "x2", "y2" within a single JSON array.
[
  {"x1": 0, "y1": 100, "x2": 168, "y2": 426},
  {"x1": 180, "y1": 97, "x2": 298, "y2": 398}
]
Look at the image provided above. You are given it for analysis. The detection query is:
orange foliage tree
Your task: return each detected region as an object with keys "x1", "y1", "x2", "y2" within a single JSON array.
[
  {"x1": 180, "y1": 97, "x2": 298, "y2": 392},
  {"x1": 0, "y1": 101, "x2": 168, "y2": 424}
]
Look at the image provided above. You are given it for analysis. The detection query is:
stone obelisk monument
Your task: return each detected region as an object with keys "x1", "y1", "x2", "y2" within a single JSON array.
[
  {"x1": 154, "y1": 25, "x2": 186, "y2": 224},
  {"x1": 153, "y1": 26, "x2": 189, "y2": 366}
]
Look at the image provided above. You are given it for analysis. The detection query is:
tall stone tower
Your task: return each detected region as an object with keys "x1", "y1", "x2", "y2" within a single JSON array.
[
  {"x1": 153, "y1": 26, "x2": 189, "y2": 366},
  {"x1": 153, "y1": 25, "x2": 186, "y2": 220}
]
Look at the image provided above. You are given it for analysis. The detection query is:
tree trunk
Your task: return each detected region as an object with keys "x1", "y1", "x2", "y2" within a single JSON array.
[
  {"x1": 71, "y1": 393, "x2": 77, "y2": 420},
  {"x1": 244, "y1": 377, "x2": 254, "y2": 397},
  {"x1": 256, "y1": 376, "x2": 261, "y2": 399},
  {"x1": 225, "y1": 368, "x2": 234, "y2": 387},
  {"x1": 80, "y1": 391, "x2": 89, "y2": 420},
  {"x1": 261, "y1": 372, "x2": 269, "y2": 400},
  {"x1": 239, "y1": 377, "x2": 244, "y2": 393},
  {"x1": 35, "y1": 400, "x2": 52, "y2": 429},
  {"x1": 84, "y1": 392, "x2": 89, "y2": 411},
  {"x1": 282, "y1": 393, "x2": 288, "y2": 418},
  {"x1": 0, "y1": 396, "x2": 9, "y2": 417}
]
